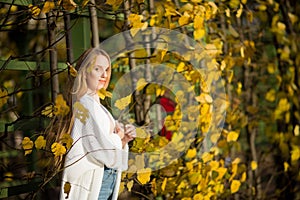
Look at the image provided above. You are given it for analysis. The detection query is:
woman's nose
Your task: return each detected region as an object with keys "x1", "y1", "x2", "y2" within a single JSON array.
[{"x1": 102, "y1": 71, "x2": 107, "y2": 78}]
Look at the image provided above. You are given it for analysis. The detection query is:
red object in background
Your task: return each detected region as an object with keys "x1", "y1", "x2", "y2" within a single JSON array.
[
  {"x1": 160, "y1": 97, "x2": 176, "y2": 112},
  {"x1": 160, "y1": 125, "x2": 173, "y2": 140},
  {"x1": 159, "y1": 97, "x2": 176, "y2": 140}
]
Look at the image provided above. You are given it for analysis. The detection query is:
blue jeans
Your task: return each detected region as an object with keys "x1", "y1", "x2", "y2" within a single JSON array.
[{"x1": 98, "y1": 166, "x2": 117, "y2": 200}]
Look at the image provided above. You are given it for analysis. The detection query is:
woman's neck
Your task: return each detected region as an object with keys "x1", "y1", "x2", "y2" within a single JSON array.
[{"x1": 86, "y1": 89, "x2": 100, "y2": 103}]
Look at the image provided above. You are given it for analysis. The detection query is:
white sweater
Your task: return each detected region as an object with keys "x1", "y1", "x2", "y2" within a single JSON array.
[{"x1": 60, "y1": 94, "x2": 128, "y2": 200}]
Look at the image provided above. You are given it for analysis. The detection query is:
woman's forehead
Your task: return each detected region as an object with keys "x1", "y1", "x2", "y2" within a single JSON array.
[{"x1": 95, "y1": 54, "x2": 110, "y2": 68}]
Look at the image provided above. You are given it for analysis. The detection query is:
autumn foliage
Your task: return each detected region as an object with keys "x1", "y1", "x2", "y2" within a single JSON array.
[{"x1": 0, "y1": 0, "x2": 300, "y2": 199}]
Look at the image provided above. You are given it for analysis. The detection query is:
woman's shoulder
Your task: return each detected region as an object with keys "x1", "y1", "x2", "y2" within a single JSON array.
[
  {"x1": 77, "y1": 94, "x2": 102, "y2": 114},
  {"x1": 78, "y1": 94, "x2": 94, "y2": 104}
]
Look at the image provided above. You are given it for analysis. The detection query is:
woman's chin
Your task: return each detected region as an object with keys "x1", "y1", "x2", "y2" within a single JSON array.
[{"x1": 97, "y1": 85, "x2": 105, "y2": 90}]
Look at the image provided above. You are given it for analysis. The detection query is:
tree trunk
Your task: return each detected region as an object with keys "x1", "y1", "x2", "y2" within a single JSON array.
[
  {"x1": 64, "y1": 11, "x2": 74, "y2": 64},
  {"x1": 47, "y1": 11, "x2": 59, "y2": 102},
  {"x1": 89, "y1": 0, "x2": 99, "y2": 47}
]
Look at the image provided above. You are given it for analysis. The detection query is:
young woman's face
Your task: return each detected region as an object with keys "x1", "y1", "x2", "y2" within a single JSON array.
[{"x1": 86, "y1": 54, "x2": 110, "y2": 92}]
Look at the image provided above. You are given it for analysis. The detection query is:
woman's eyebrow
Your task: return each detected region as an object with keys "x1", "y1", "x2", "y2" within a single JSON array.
[
  {"x1": 95, "y1": 65, "x2": 108, "y2": 68},
  {"x1": 96, "y1": 65, "x2": 109, "y2": 70}
]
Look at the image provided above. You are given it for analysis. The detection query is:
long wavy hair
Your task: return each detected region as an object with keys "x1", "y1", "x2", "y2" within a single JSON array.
[{"x1": 71, "y1": 47, "x2": 112, "y2": 102}]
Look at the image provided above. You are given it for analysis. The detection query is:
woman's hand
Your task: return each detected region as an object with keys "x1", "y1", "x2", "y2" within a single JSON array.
[
  {"x1": 122, "y1": 124, "x2": 136, "y2": 143},
  {"x1": 115, "y1": 122, "x2": 125, "y2": 139},
  {"x1": 115, "y1": 121, "x2": 136, "y2": 147}
]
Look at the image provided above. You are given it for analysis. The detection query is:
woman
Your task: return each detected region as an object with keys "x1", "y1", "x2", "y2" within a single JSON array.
[{"x1": 60, "y1": 47, "x2": 135, "y2": 200}]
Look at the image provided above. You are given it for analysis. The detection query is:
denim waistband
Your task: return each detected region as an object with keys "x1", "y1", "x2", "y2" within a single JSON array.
[{"x1": 104, "y1": 165, "x2": 117, "y2": 174}]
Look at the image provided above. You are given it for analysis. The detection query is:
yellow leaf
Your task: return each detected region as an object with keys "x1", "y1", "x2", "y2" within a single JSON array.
[
  {"x1": 194, "y1": 15, "x2": 204, "y2": 30},
  {"x1": 230, "y1": 180, "x2": 241, "y2": 193},
  {"x1": 159, "y1": 49, "x2": 167, "y2": 61},
  {"x1": 149, "y1": 15, "x2": 157, "y2": 26},
  {"x1": 275, "y1": 98, "x2": 290, "y2": 119},
  {"x1": 208, "y1": 2, "x2": 218, "y2": 15},
  {"x1": 284, "y1": 162, "x2": 289, "y2": 172},
  {"x1": 161, "y1": 178, "x2": 167, "y2": 191},
  {"x1": 42, "y1": 1, "x2": 55, "y2": 13},
  {"x1": 34, "y1": 136, "x2": 46, "y2": 150},
  {"x1": 179, "y1": 12, "x2": 190, "y2": 26},
  {"x1": 105, "y1": 0, "x2": 123, "y2": 10},
  {"x1": 171, "y1": 132, "x2": 184, "y2": 143},
  {"x1": 232, "y1": 157, "x2": 241, "y2": 164},
  {"x1": 186, "y1": 148, "x2": 197, "y2": 159},
  {"x1": 294, "y1": 125, "x2": 299, "y2": 136},
  {"x1": 98, "y1": 89, "x2": 106, "y2": 100},
  {"x1": 278, "y1": 98, "x2": 290, "y2": 111},
  {"x1": 227, "y1": 70, "x2": 234, "y2": 83},
  {"x1": 22, "y1": 137, "x2": 34, "y2": 156},
  {"x1": 288, "y1": 12, "x2": 298, "y2": 25},
  {"x1": 119, "y1": 181, "x2": 125, "y2": 194},
  {"x1": 73, "y1": 102, "x2": 89, "y2": 124},
  {"x1": 277, "y1": 22, "x2": 286, "y2": 31},
  {"x1": 136, "y1": 78, "x2": 147, "y2": 91},
  {"x1": 227, "y1": 131, "x2": 239, "y2": 142},
  {"x1": 135, "y1": 127, "x2": 148, "y2": 138},
  {"x1": 156, "y1": 86, "x2": 165, "y2": 97},
  {"x1": 230, "y1": 163, "x2": 238, "y2": 181},
  {"x1": 229, "y1": 0, "x2": 240, "y2": 8},
  {"x1": 28, "y1": 4, "x2": 41, "y2": 17},
  {"x1": 265, "y1": 89, "x2": 276, "y2": 102},
  {"x1": 291, "y1": 145, "x2": 300, "y2": 162},
  {"x1": 51, "y1": 142, "x2": 66, "y2": 157},
  {"x1": 63, "y1": 182, "x2": 71, "y2": 199},
  {"x1": 4, "y1": 172, "x2": 13, "y2": 181},
  {"x1": 177, "y1": 62, "x2": 186, "y2": 72},
  {"x1": 201, "y1": 152, "x2": 213, "y2": 163},
  {"x1": 240, "y1": 172, "x2": 247, "y2": 182},
  {"x1": 210, "y1": 133, "x2": 220, "y2": 143},
  {"x1": 251, "y1": 161, "x2": 257, "y2": 170},
  {"x1": 137, "y1": 168, "x2": 151, "y2": 184},
  {"x1": 67, "y1": 62, "x2": 77, "y2": 77},
  {"x1": 164, "y1": 6, "x2": 179, "y2": 17},
  {"x1": 81, "y1": 0, "x2": 89, "y2": 7},
  {"x1": 236, "y1": 4, "x2": 243, "y2": 18},
  {"x1": 193, "y1": 193, "x2": 203, "y2": 200},
  {"x1": 0, "y1": 89, "x2": 9, "y2": 109},
  {"x1": 215, "y1": 167, "x2": 227, "y2": 180},
  {"x1": 258, "y1": 4, "x2": 267, "y2": 11},
  {"x1": 41, "y1": 105, "x2": 54, "y2": 117},
  {"x1": 61, "y1": 0, "x2": 77, "y2": 11},
  {"x1": 128, "y1": 14, "x2": 148, "y2": 36},
  {"x1": 220, "y1": 60, "x2": 226, "y2": 71},
  {"x1": 60, "y1": 133, "x2": 73, "y2": 150},
  {"x1": 98, "y1": 88, "x2": 112, "y2": 100},
  {"x1": 114, "y1": 95, "x2": 132, "y2": 110},
  {"x1": 225, "y1": 8, "x2": 230, "y2": 17},
  {"x1": 240, "y1": 46, "x2": 245, "y2": 58},
  {"x1": 127, "y1": 180, "x2": 134, "y2": 192},
  {"x1": 195, "y1": 93, "x2": 213, "y2": 104},
  {"x1": 54, "y1": 94, "x2": 70, "y2": 117},
  {"x1": 209, "y1": 160, "x2": 219, "y2": 170},
  {"x1": 188, "y1": 172, "x2": 201, "y2": 185},
  {"x1": 194, "y1": 28, "x2": 205, "y2": 40}
]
